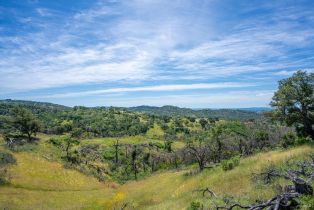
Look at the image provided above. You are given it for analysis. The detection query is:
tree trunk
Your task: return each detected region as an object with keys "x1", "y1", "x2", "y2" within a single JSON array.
[
  {"x1": 301, "y1": 106, "x2": 314, "y2": 139},
  {"x1": 174, "y1": 154, "x2": 178, "y2": 169},
  {"x1": 198, "y1": 161, "x2": 204, "y2": 171},
  {"x1": 304, "y1": 120, "x2": 314, "y2": 139},
  {"x1": 66, "y1": 143, "x2": 70, "y2": 160},
  {"x1": 27, "y1": 132, "x2": 32, "y2": 142},
  {"x1": 216, "y1": 138, "x2": 222, "y2": 162},
  {"x1": 114, "y1": 143, "x2": 119, "y2": 164}
]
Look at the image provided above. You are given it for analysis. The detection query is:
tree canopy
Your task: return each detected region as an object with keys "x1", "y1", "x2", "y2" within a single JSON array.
[{"x1": 270, "y1": 70, "x2": 314, "y2": 139}]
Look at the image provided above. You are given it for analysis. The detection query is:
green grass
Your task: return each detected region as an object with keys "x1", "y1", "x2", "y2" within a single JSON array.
[
  {"x1": 81, "y1": 135, "x2": 185, "y2": 150},
  {"x1": 0, "y1": 134, "x2": 313, "y2": 209},
  {"x1": 9, "y1": 152, "x2": 107, "y2": 191},
  {"x1": 0, "y1": 152, "x2": 116, "y2": 209}
]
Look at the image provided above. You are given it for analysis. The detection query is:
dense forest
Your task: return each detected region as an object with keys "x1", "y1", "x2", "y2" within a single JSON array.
[
  {"x1": 0, "y1": 71, "x2": 313, "y2": 209},
  {"x1": 127, "y1": 105, "x2": 262, "y2": 120},
  {"x1": 0, "y1": 99, "x2": 263, "y2": 139}
]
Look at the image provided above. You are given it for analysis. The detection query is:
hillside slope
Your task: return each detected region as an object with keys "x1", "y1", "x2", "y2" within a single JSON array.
[
  {"x1": 120, "y1": 145, "x2": 314, "y2": 209},
  {"x1": 0, "y1": 141, "x2": 312, "y2": 209},
  {"x1": 0, "y1": 151, "x2": 116, "y2": 209}
]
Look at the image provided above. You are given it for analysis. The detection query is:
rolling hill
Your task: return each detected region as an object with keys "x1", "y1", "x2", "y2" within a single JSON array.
[
  {"x1": 0, "y1": 133, "x2": 312, "y2": 209},
  {"x1": 0, "y1": 99, "x2": 262, "y2": 121},
  {"x1": 127, "y1": 105, "x2": 262, "y2": 120}
]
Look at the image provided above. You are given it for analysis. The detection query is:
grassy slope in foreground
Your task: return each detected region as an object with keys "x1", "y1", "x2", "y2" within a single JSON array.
[
  {"x1": 0, "y1": 145, "x2": 313, "y2": 209},
  {"x1": 120, "y1": 145, "x2": 314, "y2": 209}
]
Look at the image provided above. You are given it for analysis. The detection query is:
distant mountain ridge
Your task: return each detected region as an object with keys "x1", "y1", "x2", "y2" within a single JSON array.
[
  {"x1": 192, "y1": 107, "x2": 271, "y2": 112},
  {"x1": 0, "y1": 100, "x2": 264, "y2": 120},
  {"x1": 0, "y1": 99, "x2": 69, "y2": 109}
]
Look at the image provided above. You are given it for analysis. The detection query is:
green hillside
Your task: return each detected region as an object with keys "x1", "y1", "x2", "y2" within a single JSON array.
[
  {"x1": 0, "y1": 134, "x2": 312, "y2": 209},
  {"x1": 0, "y1": 100, "x2": 261, "y2": 121},
  {"x1": 127, "y1": 105, "x2": 261, "y2": 120}
]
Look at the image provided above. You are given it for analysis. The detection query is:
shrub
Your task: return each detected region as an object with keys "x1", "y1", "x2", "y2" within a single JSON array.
[
  {"x1": 280, "y1": 133, "x2": 312, "y2": 148},
  {"x1": 0, "y1": 151, "x2": 16, "y2": 165},
  {"x1": 281, "y1": 132, "x2": 297, "y2": 148},
  {"x1": 221, "y1": 156, "x2": 240, "y2": 171},
  {"x1": 49, "y1": 137, "x2": 63, "y2": 147},
  {"x1": 0, "y1": 151, "x2": 16, "y2": 185},
  {"x1": 300, "y1": 195, "x2": 314, "y2": 209},
  {"x1": 295, "y1": 136, "x2": 312, "y2": 146},
  {"x1": 187, "y1": 201, "x2": 201, "y2": 210},
  {"x1": 0, "y1": 168, "x2": 10, "y2": 185}
]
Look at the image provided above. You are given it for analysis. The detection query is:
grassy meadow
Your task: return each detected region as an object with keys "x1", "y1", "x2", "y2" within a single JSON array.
[{"x1": 0, "y1": 133, "x2": 313, "y2": 209}]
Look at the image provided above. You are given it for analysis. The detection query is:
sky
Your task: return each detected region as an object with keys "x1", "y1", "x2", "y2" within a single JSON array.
[{"x1": 1, "y1": 0, "x2": 314, "y2": 108}]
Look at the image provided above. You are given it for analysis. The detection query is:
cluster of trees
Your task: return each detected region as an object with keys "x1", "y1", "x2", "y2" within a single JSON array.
[
  {"x1": 0, "y1": 103, "x2": 152, "y2": 139},
  {"x1": 49, "y1": 134, "x2": 181, "y2": 182},
  {"x1": 181, "y1": 120, "x2": 294, "y2": 171},
  {"x1": 43, "y1": 107, "x2": 151, "y2": 137},
  {"x1": 48, "y1": 119, "x2": 294, "y2": 182},
  {"x1": 127, "y1": 105, "x2": 260, "y2": 120}
]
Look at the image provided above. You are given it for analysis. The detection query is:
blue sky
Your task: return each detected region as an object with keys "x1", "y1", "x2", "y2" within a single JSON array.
[{"x1": 1, "y1": 0, "x2": 314, "y2": 108}]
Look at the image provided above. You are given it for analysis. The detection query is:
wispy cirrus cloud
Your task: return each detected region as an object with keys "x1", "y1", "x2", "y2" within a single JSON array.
[
  {"x1": 1, "y1": 0, "x2": 314, "y2": 107},
  {"x1": 42, "y1": 82, "x2": 255, "y2": 98}
]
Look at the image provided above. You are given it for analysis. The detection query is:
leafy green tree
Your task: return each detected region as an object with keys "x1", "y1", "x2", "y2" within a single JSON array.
[
  {"x1": 10, "y1": 107, "x2": 41, "y2": 142},
  {"x1": 255, "y1": 130, "x2": 269, "y2": 150},
  {"x1": 185, "y1": 133, "x2": 212, "y2": 171},
  {"x1": 199, "y1": 118, "x2": 208, "y2": 130},
  {"x1": 60, "y1": 120, "x2": 73, "y2": 132},
  {"x1": 62, "y1": 136, "x2": 79, "y2": 161},
  {"x1": 270, "y1": 71, "x2": 314, "y2": 139}
]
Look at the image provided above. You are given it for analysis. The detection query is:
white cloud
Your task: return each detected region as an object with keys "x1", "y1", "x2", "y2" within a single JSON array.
[
  {"x1": 1, "y1": 0, "x2": 314, "y2": 95},
  {"x1": 36, "y1": 8, "x2": 53, "y2": 17},
  {"x1": 43, "y1": 82, "x2": 255, "y2": 98},
  {"x1": 83, "y1": 90, "x2": 275, "y2": 108}
]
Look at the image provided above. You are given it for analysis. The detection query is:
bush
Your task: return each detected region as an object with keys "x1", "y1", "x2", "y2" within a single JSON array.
[
  {"x1": 281, "y1": 132, "x2": 297, "y2": 148},
  {"x1": 49, "y1": 137, "x2": 63, "y2": 147},
  {"x1": 295, "y1": 136, "x2": 312, "y2": 146},
  {"x1": 0, "y1": 151, "x2": 16, "y2": 165},
  {"x1": 221, "y1": 156, "x2": 240, "y2": 171},
  {"x1": 281, "y1": 133, "x2": 312, "y2": 148},
  {"x1": 187, "y1": 201, "x2": 201, "y2": 210},
  {"x1": 0, "y1": 151, "x2": 16, "y2": 185},
  {"x1": 300, "y1": 195, "x2": 314, "y2": 209},
  {"x1": 0, "y1": 168, "x2": 10, "y2": 185}
]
